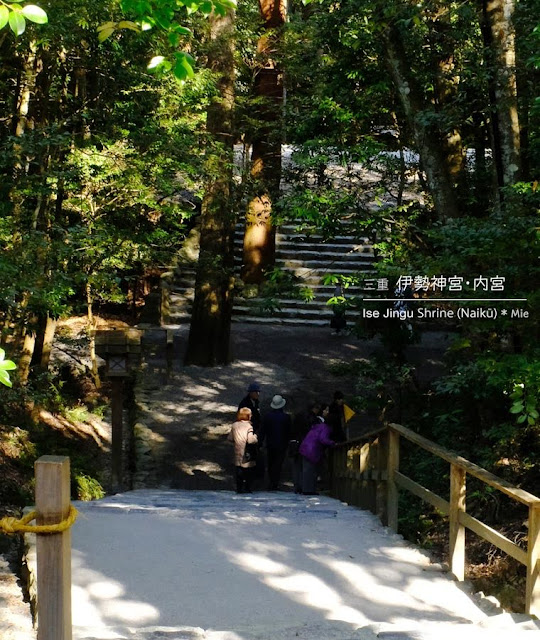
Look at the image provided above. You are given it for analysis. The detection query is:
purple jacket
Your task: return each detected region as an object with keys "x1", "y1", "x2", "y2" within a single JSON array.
[{"x1": 299, "y1": 421, "x2": 335, "y2": 464}]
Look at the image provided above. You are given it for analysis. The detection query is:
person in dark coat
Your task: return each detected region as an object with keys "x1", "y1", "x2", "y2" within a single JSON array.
[
  {"x1": 290, "y1": 402, "x2": 320, "y2": 493},
  {"x1": 259, "y1": 394, "x2": 292, "y2": 490},
  {"x1": 238, "y1": 381, "x2": 263, "y2": 485},
  {"x1": 327, "y1": 390, "x2": 347, "y2": 443},
  {"x1": 238, "y1": 382, "x2": 261, "y2": 434},
  {"x1": 299, "y1": 404, "x2": 335, "y2": 495}
]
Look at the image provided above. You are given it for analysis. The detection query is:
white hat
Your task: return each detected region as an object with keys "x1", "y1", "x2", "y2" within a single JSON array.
[{"x1": 270, "y1": 394, "x2": 286, "y2": 409}]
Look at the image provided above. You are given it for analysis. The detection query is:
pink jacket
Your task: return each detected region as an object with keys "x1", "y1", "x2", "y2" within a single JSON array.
[{"x1": 228, "y1": 420, "x2": 258, "y2": 468}]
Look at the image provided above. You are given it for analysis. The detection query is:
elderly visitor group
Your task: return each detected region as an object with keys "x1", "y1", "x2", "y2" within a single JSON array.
[{"x1": 228, "y1": 382, "x2": 351, "y2": 494}]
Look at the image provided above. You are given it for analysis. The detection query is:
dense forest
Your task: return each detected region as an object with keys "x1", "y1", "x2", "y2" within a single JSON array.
[{"x1": 0, "y1": 0, "x2": 538, "y2": 605}]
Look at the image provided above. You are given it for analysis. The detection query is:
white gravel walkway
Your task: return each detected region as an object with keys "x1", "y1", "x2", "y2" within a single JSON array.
[{"x1": 70, "y1": 490, "x2": 540, "y2": 640}]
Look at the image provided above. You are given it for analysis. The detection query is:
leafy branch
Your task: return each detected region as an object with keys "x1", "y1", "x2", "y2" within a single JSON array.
[
  {"x1": 98, "y1": 0, "x2": 237, "y2": 81},
  {"x1": 0, "y1": 0, "x2": 47, "y2": 36},
  {"x1": 0, "y1": 348, "x2": 16, "y2": 388}
]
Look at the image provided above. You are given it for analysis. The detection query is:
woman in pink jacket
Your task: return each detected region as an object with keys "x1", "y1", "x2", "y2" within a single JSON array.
[
  {"x1": 228, "y1": 407, "x2": 259, "y2": 493},
  {"x1": 298, "y1": 404, "x2": 335, "y2": 495}
]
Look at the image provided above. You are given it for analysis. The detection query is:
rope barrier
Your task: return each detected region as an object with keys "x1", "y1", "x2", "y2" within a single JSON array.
[{"x1": 0, "y1": 504, "x2": 78, "y2": 535}]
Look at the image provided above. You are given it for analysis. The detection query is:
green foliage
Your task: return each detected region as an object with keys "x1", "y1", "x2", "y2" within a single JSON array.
[
  {"x1": 253, "y1": 267, "x2": 312, "y2": 313},
  {"x1": 74, "y1": 472, "x2": 105, "y2": 501},
  {"x1": 0, "y1": 348, "x2": 16, "y2": 388},
  {"x1": 421, "y1": 351, "x2": 540, "y2": 484},
  {"x1": 0, "y1": 2, "x2": 214, "y2": 334},
  {"x1": 0, "y1": 1, "x2": 47, "y2": 36},
  {"x1": 329, "y1": 356, "x2": 417, "y2": 419},
  {"x1": 98, "y1": 0, "x2": 237, "y2": 81}
]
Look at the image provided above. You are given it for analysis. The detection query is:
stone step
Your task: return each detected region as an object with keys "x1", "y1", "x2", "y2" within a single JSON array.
[
  {"x1": 234, "y1": 237, "x2": 375, "y2": 254},
  {"x1": 273, "y1": 259, "x2": 375, "y2": 272},
  {"x1": 276, "y1": 233, "x2": 372, "y2": 246},
  {"x1": 232, "y1": 315, "x2": 330, "y2": 326},
  {"x1": 376, "y1": 623, "x2": 540, "y2": 639},
  {"x1": 233, "y1": 256, "x2": 374, "y2": 269},
  {"x1": 273, "y1": 266, "x2": 373, "y2": 282},
  {"x1": 233, "y1": 304, "x2": 360, "y2": 321},
  {"x1": 167, "y1": 305, "x2": 353, "y2": 323},
  {"x1": 166, "y1": 311, "x2": 332, "y2": 326},
  {"x1": 76, "y1": 623, "x2": 378, "y2": 640},
  {"x1": 234, "y1": 294, "x2": 363, "y2": 307},
  {"x1": 165, "y1": 217, "x2": 377, "y2": 326}
]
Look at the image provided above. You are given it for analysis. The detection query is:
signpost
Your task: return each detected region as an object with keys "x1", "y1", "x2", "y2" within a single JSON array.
[{"x1": 94, "y1": 329, "x2": 141, "y2": 492}]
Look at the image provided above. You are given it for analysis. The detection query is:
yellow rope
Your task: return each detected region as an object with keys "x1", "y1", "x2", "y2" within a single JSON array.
[{"x1": 0, "y1": 505, "x2": 78, "y2": 535}]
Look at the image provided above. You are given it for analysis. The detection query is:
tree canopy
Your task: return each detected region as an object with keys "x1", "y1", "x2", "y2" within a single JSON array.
[{"x1": 0, "y1": 0, "x2": 537, "y2": 480}]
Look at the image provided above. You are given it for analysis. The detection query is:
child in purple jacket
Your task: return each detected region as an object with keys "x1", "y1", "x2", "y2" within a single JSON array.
[{"x1": 299, "y1": 404, "x2": 335, "y2": 494}]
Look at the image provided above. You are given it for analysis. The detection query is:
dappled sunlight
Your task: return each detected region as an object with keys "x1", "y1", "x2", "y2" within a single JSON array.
[
  {"x1": 205, "y1": 512, "x2": 289, "y2": 525},
  {"x1": 72, "y1": 552, "x2": 160, "y2": 633},
  {"x1": 138, "y1": 357, "x2": 303, "y2": 447},
  {"x1": 234, "y1": 552, "x2": 288, "y2": 574},
  {"x1": 71, "y1": 492, "x2": 492, "y2": 639},
  {"x1": 302, "y1": 540, "x2": 341, "y2": 554},
  {"x1": 312, "y1": 553, "x2": 485, "y2": 626},
  {"x1": 205, "y1": 632, "x2": 245, "y2": 640},
  {"x1": 224, "y1": 543, "x2": 370, "y2": 627},
  {"x1": 372, "y1": 544, "x2": 431, "y2": 567},
  {"x1": 178, "y1": 460, "x2": 227, "y2": 479},
  {"x1": 313, "y1": 557, "x2": 432, "y2": 613}
]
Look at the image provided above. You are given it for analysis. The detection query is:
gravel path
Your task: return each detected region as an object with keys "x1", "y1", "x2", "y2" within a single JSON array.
[
  {"x1": 0, "y1": 552, "x2": 34, "y2": 640},
  {"x1": 0, "y1": 322, "x2": 453, "y2": 639},
  {"x1": 69, "y1": 489, "x2": 540, "y2": 640},
  {"x1": 132, "y1": 324, "x2": 386, "y2": 489},
  {"x1": 132, "y1": 323, "x2": 452, "y2": 491}
]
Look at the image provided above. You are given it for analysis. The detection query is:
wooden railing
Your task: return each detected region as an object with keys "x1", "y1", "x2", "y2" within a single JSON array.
[{"x1": 329, "y1": 423, "x2": 540, "y2": 618}]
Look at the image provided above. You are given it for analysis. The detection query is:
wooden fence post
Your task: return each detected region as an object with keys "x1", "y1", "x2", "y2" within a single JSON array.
[
  {"x1": 449, "y1": 464, "x2": 466, "y2": 581},
  {"x1": 359, "y1": 441, "x2": 369, "y2": 509},
  {"x1": 110, "y1": 378, "x2": 124, "y2": 492},
  {"x1": 328, "y1": 448, "x2": 335, "y2": 495},
  {"x1": 35, "y1": 456, "x2": 72, "y2": 640},
  {"x1": 375, "y1": 434, "x2": 388, "y2": 524},
  {"x1": 350, "y1": 446, "x2": 360, "y2": 507},
  {"x1": 387, "y1": 428, "x2": 400, "y2": 531},
  {"x1": 526, "y1": 502, "x2": 540, "y2": 617}
]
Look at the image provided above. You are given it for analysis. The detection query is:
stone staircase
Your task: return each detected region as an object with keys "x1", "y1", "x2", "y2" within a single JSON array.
[{"x1": 161, "y1": 220, "x2": 377, "y2": 327}]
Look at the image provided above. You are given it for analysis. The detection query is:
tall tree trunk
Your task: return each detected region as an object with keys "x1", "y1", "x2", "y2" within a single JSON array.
[
  {"x1": 31, "y1": 314, "x2": 57, "y2": 371},
  {"x1": 481, "y1": 0, "x2": 521, "y2": 188},
  {"x1": 18, "y1": 327, "x2": 36, "y2": 385},
  {"x1": 86, "y1": 283, "x2": 101, "y2": 388},
  {"x1": 383, "y1": 26, "x2": 461, "y2": 220},
  {"x1": 434, "y1": 48, "x2": 465, "y2": 188},
  {"x1": 184, "y1": 10, "x2": 236, "y2": 366},
  {"x1": 242, "y1": 0, "x2": 286, "y2": 284}
]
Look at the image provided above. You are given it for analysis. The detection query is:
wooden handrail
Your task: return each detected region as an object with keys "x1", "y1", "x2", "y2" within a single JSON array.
[
  {"x1": 388, "y1": 423, "x2": 540, "y2": 507},
  {"x1": 328, "y1": 423, "x2": 540, "y2": 617},
  {"x1": 332, "y1": 426, "x2": 386, "y2": 449}
]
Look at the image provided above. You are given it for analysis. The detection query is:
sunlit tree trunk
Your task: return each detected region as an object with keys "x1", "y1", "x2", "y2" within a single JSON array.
[
  {"x1": 18, "y1": 327, "x2": 36, "y2": 384},
  {"x1": 86, "y1": 282, "x2": 101, "y2": 388},
  {"x1": 242, "y1": 0, "x2": 286, "y2": 284},
  {"x1": 481, "y1": 0, "x2": 521, "y2": 188},
  {"x1": 31, "y1": 315, "x2": 57, "y2": 371},
  {"x1": 434, "y1": 48, "x2": 465, "y2": 189},
  {"x1": 383, "y1": 26, "x2": 460, "y2": 219},
  {"x1": 185, "y1": 10, "x2": 236, "y2": 366}
]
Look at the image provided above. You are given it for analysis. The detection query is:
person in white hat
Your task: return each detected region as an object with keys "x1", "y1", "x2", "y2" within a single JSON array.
[{"x1": 259, "y1": 394, "x2": 292, "y2": 490}]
